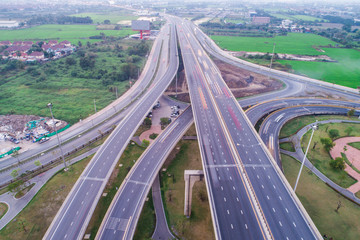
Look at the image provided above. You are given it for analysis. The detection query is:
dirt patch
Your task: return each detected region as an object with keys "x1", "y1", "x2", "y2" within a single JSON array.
[{"x1": 165, "y1": 58, "x2": 282, "y2": 102}]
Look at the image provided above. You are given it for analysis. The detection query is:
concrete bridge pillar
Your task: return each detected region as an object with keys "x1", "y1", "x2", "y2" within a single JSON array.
[{"x1": 184, "y1": 170, "x2": 204, "y2": 217}]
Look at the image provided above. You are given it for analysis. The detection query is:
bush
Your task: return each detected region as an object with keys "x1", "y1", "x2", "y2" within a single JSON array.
[
  {"x1": 142, "y1": 139, "x2": 150, "y2": 147},
  {"x1": 143, "y1": 117, "x2": 152, "y2": 126},
  {"x1": 328, "y1": 129, "x2": 340, "y2": 139},
  {"x1": 330, "y1": 157, "x2": 345, "y2": 170},
  {"x1": 149, "y1": 133, "x2": 158, "y2": 140},
  {"x1": 320, "y1": 137, "x2": 335, "y2": 152}
]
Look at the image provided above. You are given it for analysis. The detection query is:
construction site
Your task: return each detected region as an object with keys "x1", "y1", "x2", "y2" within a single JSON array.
[{"x1": 0, "y1": 115, "x2": 68, "y2": 159}]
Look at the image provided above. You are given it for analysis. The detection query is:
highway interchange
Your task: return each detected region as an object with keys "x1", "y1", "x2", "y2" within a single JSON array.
[{"x1": 1, "y1": 13, "x2": 359, "y2": 240}]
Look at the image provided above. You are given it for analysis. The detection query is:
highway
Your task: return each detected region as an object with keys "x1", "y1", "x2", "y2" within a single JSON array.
[
  {"x1": 0, "y1": 20, "x2": 172, "y2": 185},
  {"x1": 95, "y1": 107, "x2": 193, "y2": 240},
  {"x1": 258, "y1": 104, "x2": 360, "y2": 167},
  {"x1": 43, "y1": 20, "x2": 179, "y2": 240},
  {"x1": 177, "y1": 17, "x2": 321, "y2": 239}
]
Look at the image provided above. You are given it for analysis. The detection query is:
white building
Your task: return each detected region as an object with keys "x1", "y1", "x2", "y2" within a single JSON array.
[{"x1": 0, "y1": 21, "x2": 19, "y2": 28}]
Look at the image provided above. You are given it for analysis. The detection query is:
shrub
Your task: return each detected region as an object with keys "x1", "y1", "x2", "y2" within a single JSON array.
[
  {"x1": 320, "y1": 137, "x2": 335, "y2": 152},
  {"x1": 328, "y1": 129, "x2": 339, "y2": 139},
  {"x1": 330, "y1": 157, "x2": 345, "y2": 170}
]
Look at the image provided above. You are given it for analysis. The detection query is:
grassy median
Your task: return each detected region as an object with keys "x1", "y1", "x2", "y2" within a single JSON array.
[{"x1": 281, "y1": 153, "x2": 360, "y2": 239}]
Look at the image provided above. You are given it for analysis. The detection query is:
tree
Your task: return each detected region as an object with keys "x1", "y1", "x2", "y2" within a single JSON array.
[
  {"x1": 330, "y1": 157, "x2": 345, "y2": 170},
  {"x1": 79, "y1": 56, "x2": 95, "y2": 69},
  {"x1": 345, "y1": 127, "x2": 353, "y2": 136},
  {"x1": 78, "y1": 41, "x2": 82, "y2": 47},
  {"x1": 16, "y1": 51, "x2": 21, "y2": 57},
  {"x1": 328, "y1": 129, "x2": 339, "y2": 139},
  {"x1": 11, "y1": 169, "x2": 19, "y2": 179},
  {"x1": 143, "y1": 117, "x2": 152, "y2": 126},
  {"x1": 347, "y1": 109, "x2": 355, "y2": 117},
  {"x1": 320, "y1": 138, "x2": 335, "y2": 152},
  {"x1": 65, "y1": 57, "x2": 76, "y2": 65},
  {"x1": 34, "y1": 160, "x2": 41, "y2": 167},
  {"x1": 103, "y1": 19, "x2": 111, "y2": 24},
  {"x1": 142, "y1": 139, "x2": 150, "y2": 147}
]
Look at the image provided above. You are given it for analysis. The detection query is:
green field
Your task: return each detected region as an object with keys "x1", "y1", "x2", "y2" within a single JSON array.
[
  {"x1": 0, "y1": 24, "x2": 133, "y2": 45},
  {"x1": 0, "y1": 39, "x2": 148, "y2": 124},
  {"x1": 348, "y1": 142, "x2": 360, "y2": 150},
  {"x1": 211, "y1": 33, "x2": 337, "y2": 55},
  {"x1": 281, "y1": 154, "x2": 360, "y2": 240},
  {"x1": 70, "y1": 12, "x2": 138, "y2": 24},
  {"x1": 279, "y1": 48, "x2": 360, "y2": 89},
  {"x1": 269, "y1": 13, "x2": 324, "y2": 22}
]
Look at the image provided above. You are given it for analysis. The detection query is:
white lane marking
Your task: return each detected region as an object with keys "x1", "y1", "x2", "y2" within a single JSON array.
[
  {"x1": 279, "y1": 196, "x2": 282, "y2": 200},
  {"x1": 261, "y1": 185, "x2": 264, "y2": 189},
  {"x1": 233, "y1": 186, "x2": 235, "y2": 190},
  {"x1": 237, "y1": 198, "x2": 239, "y2": 202},
  {"x1": 279, "y1": 221, "x2": 283, "y2": 227},
  {"x1": 224, "y1": 197, "x2": 227, "y2": 202},
  {"x1": 76, "y1": 211, "x2": 79, "y2": 215},
  {"x1": 245, "y1": 224, "x2": 248, "y2": 229},
  {"x1": 272, "y1": 208, "x2": 276, "y2": 212},
  {"x1": 70, "y1": 222, "x2": 73, "y2": 226},
  {"x1": 221, "y1": 186, "x2": 223, "y2": 191},
  {"x1": 227, "y1": 210, "x2": 230, "y2": 214},
  {"x1": 267, "y1": 195, "x2": 269, "y2": 200},
  {"x1": 241, "y1": 210, "x2": 243, "y2": 214},
  {"x1": 231, "y1": 224, "x2": 234, "y2": 229},
  {"x1": 123, "y1": 208, "x2": 125, "y2": 212},
  {"x1": 293, "y1": 222, "x2": 297, "y2": 227},
  {"x1": 273, "y1": 185, "x2": 276, "y2": 189},
  {"x1": 285, "y1": 208, "x2": 289, "y2": 213}
]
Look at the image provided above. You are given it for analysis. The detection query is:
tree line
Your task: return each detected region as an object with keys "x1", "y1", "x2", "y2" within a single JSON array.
[{"x1": 27, "y1": 14, "x2": 93, "y2": 25}]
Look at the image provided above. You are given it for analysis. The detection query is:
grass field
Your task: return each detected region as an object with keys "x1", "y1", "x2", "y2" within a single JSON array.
[
  {"x1": 0, "y1": 24, "x2": 133, "y2": 45},
  {"x1": 279, "y1": 142, "x2": 295, "y2": 152},
  {"x1": 211, "y1": 33, "x2": 337, "y2": 55},
  {"x1": 0, "y1": 39, "x2": 148, "y2": 124},
  {"x1": 279, "y1": 115, "x2": 359, "y2": 139},
  {"x1": 281, "y1": 153, "x2": 360, "y2": 239},
  {"x1": 160, "y1": 140, "x2": 215, "y2": 239},
  {"x1": 279, "y1": 48, "x2": 360, "y2": 89},
  {"x1": 301, "y1": 122, "x2": 360, "y2": 188},
  {"x1": 134, "y1": 193, "x2": 155, "y2": 240},
  {"x1": 70, "y1": 12, "x2": 138, "y2": 24},
  {"x1": 0, "y1": 203, "x2": 8, "y2": 220},
  {"x1": 0, "y1": 156, "x2": 91, "y2": 240},
  {"x1": 269, "y1": 13, "x2": 324, "y2": 22},
  {"x1": 348, "y1": 142, "x2": 360, "y2": 150}
]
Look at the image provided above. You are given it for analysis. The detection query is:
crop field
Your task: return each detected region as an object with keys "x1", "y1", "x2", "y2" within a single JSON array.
[
  {"x1": 269, "y1": 13, "x2": 325, "y2": 22},
  {"x1": 211, "y1": 33, "x2": 337, "y2": 55},
  {"x1": 278, "y1": 48, "x2": 360, "y2": 88},
  {"x1": 0, "y1": 25, "x2": 133, "y2": 45},
  {"x1": 70, "y1": 12, "x2": 138, "y2": 24}
]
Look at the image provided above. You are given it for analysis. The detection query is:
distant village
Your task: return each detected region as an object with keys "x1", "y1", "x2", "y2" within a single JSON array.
[{"x1": 0, "y1": 40, "x2": 76, "y2": 62}]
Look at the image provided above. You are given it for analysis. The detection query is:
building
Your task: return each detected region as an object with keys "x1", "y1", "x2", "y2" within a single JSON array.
[
  {"x1": 28, "y1": 51, "x2": 44, "y2": 60},
  {"x1": 252, "y1": 17, "x2": 270, "y2": 25},
  {"x1": 0, "y1": 21, "x2": 19, "y2": 28}
]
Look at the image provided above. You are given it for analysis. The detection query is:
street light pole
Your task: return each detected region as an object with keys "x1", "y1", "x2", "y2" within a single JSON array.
[
  {"x1": 294, "y1": 122, "x2": 317, "y2": 192},
  {"x1": 47, "y1": 103, "x2": 67, "y2": 171}
]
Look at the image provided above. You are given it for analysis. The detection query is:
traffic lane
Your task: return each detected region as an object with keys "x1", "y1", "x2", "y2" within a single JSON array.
[
  {"x1": 260, "y1": 106, "x2": 353, "y2": 164},
  {"x1": 101, "y1": 183, "x2": 145, "y2": 240},
  {"x1": 48, "y1": 179, "x2": 103, "y2": 240},
  {"x1": 179, "y1": 29, "x2": 266, "y2": 239},
  {"x1": 97, "y1": 107, "x2": 194, "y2": 239},
  {"x1": 189, "y1": 29, "x2": 317, "y2": 238},
  {"x1": 45, "y1": 22, "x2": 179, "y2": 240},
  {"x1": 246, "y1": 98, "x2": 360, "y2": 126}
]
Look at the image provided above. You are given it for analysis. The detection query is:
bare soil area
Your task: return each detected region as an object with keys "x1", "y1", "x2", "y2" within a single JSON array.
[
  {"x1": 229, "y1": 51, "x2": 334, "y2": 62},
  {"x1": 165, "y1": 58, "x2": 283, "y2": 102}
]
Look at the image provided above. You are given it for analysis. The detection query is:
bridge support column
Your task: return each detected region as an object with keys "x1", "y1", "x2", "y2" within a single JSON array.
[{"x1": 184, "y1": 170, "x2": 204, "y2": 217}]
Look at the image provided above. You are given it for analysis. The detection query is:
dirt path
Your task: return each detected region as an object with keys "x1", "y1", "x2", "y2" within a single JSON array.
[{"x1": 330, "y1": 137, "x2": 360, "y2": 193}]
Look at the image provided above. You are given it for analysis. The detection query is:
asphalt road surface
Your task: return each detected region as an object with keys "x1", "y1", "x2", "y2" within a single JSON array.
[
  {"x1": 43, "y1": 21, "x2": 179, "y2": 240},
  {"x1": 176, "y1": 17, "x2": 320, "y2": 239}
]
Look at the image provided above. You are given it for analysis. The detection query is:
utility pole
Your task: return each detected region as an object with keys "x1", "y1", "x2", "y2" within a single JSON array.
[
  {"x1": 269, "y1": 43, "x2": 276, "y2": 71},
  {"x1": 115, "y1": 87, "x2": 118, "y2": 99},
  {"x1": 175, "y1": 72, "x2": 178, "y2": 98},
  {"x1": 47, "y1": 103, "x2": 67, "y2": 171},
  {"x1": 94, "y1": 99, "x2": 97, "y2": 113},
  {"x1": 294, "y1": 122, "x2": 317, "y2": 192}
]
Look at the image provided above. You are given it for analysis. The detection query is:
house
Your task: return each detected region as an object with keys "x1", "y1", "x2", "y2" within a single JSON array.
[
  {"x1": 48, "y1": 40, "x2": 58, "y2": 46},
  {"x1": 0, "y1": 41, "x2": 11, "y2": 46},
  {"x1": 22, "y1": 41, "x2": 33, "y2": 46},
  {"x1": 60, "y1": 40, "x2": 71, "y2": 47},
  {"x1": 28, "y1": 51, "x2": 44, "y2": 60},
  {"x1": 13, "y1": 41, "x2": 23, "y2": 45},
  {"x1": 252, "y1": 17, "x2": 270, "y2": 25}
]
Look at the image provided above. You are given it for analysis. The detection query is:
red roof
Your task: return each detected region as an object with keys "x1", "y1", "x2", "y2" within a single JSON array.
[
  {"x1": 23, "y1": 41, "x2": 33, "y2": 45},
  {"x1": 29, "y1": 51, "x2": 44, "y2": 57},
  {"x1": 48, "y1": 40, "x2": 58, "y2": 45},
  {"x1": 42, "y1": 44, "x2": 51, "y2": 50},
  {"x1": 0, "y1": 41, "x2": 11, "y2": 45},
  {"x1": 60, "y1": 40, "x2": 71, "y2": 44}
]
